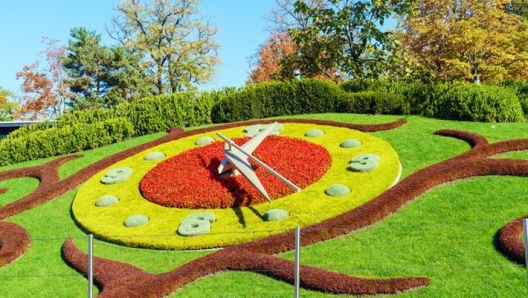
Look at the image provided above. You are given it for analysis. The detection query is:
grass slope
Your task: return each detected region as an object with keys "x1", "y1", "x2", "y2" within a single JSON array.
[{"x1": 0, "y1": 114, "x2": 527, "y2": 297}]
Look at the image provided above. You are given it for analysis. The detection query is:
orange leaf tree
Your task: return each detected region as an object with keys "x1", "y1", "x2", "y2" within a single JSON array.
[
  {"x1": 248, "y1": 32, "x2": 298, "y2": 83},
  {"x1": 15, "y1": 38, "x2": 70, "y2": 120}
]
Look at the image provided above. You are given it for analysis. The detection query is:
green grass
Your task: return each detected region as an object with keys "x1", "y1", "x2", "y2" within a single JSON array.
[
  {"x1": 0, "y1": 177, "x2": 39, "y2": 207},
  {"x1": 1, "y1": 114, "x2": 527, "y2": 297}
]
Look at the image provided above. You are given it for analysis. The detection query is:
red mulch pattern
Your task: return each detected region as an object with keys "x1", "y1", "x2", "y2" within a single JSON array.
[
  {"x1": 0, "y1": 221, "x2": 30, "y2": 267},
  {"x1": 497, "y1": 216, "x2": 528, "y2": 264}
]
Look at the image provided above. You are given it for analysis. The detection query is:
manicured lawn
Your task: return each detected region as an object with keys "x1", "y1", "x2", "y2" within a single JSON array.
[{"x1": 0, "y1": 114, "x2": 527, "y2": 297}]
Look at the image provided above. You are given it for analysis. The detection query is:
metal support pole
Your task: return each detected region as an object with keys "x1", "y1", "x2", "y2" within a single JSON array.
[
  {"x1": 88, "y1": 234, "x2": 93, "y2": 298},
  {"x1": 523, "y1": 219, "x2": 528, "y2": 282},
  {"x1": 294, "y1": 227, "x2": 300, "y2": 298}
]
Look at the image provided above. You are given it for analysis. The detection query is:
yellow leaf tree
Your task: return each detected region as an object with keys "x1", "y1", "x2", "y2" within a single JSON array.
[{"x1": 399, "y1": 0, "x2": 528, "y2": 82}]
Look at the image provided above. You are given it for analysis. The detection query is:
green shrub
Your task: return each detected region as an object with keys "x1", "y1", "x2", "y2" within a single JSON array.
[
  {"x1": 122, "y1": 91, "x2": 213, "y2": 136},
  {"x1": 339, "y1": 79, "x2": 389, "y2": 93},
  {"x1": 337, "y1": 91, "x2": 409, "y2": 115},
  {"x1": 499, "y1": 80, "x2": 528, "y2": 117},
  {"x1": 211, "y1": 79, "x2": 343, "y2": 123},
  {"x1": 0, "y1": 117, "x2": 134, "y2": 166},
  {"x1": 339, "y1": 79, "x2": 412, "y2": 95},
  {"x1": 341, "y1": 80, "x2": 526, "y2": 122},
  {"x1": 0, "y1": 91, "x2": 213, "y2": 166},
  {"x1": 436, "y1": 85, "x2": 525, "y2": 122}
]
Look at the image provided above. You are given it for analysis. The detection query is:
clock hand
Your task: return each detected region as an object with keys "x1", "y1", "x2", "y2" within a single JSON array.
[
  {"x1": 223, "y1": 147, "x2": 272, "y2": 203},
  {"x1": 216, "y1": 132, "x2": 301, "y2": 203},
  {"x1": 218, "y1": 122, "x2": 277, "y2": 175},
  {"x1": 241, "y1": 122, "x2": 277, "y2": 155}
]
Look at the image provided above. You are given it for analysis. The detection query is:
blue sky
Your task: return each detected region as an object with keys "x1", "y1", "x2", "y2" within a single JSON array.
[{"x1": 0, "y1": 0, "x2": 276, "y2": 94}]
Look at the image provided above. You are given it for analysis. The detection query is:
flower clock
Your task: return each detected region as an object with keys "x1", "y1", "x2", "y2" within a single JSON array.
[
  {"x1": 72, "y1": 121, "x2": 401, "y2": 250},
  {"x1": 3, "y1": 118, "x2": 528, "y2": 297}
]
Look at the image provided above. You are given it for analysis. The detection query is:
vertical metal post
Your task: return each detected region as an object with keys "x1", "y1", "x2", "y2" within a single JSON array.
[
  {"x1": 88, "y1": 234, "x2": 93, "y2": 298},
  {"x1": 523, "y1": 219, "x2": 528, "y2": 282},
  {"x1": 294, "y1": 227, "x2": 300, "y2": 298}
]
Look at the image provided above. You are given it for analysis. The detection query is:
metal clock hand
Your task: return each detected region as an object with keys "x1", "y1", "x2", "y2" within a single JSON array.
[{"x1": 216, "y1": 122, "x2": 300, "y2": 203}]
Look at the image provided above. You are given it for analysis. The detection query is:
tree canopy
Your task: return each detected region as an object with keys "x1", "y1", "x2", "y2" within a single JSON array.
[
  {"x1": 108, "y1": 0, "x2": 221, "y2": 94},
  {"x1": 398, "y1": 0, "x2": 528, "y2": 82},
  {"x1": 63, "y1": 27, "x2": 150, "y2": 110},
  {"x1": 248, "y1": 32, "x2": 298, "y2": 83},
  {"x1": 259, "y1": 0, "x2": 414, "y2": 80},
  {"x1": 15, "y1": 38, "x2": 69, "y2": 120},
  {"x1": 0, "y1": 87, "x2": 18, "y2": 121}
]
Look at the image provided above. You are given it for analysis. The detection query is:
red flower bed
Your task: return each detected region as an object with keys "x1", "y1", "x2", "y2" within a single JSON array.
[{"x1": 139, "y1": 136, "x2": 332, "y2": 209}]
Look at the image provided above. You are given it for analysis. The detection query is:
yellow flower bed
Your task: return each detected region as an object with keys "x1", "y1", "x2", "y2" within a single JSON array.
[{"x1": 72, "y1": 123, "x2": 401, "y2": 250}]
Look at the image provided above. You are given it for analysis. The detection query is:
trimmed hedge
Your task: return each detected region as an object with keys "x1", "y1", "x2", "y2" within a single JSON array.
[
  {"x1": 337, "y1": 91, "x2": 409, "y2": 115},
  {"x1": 340, "y1": 80, "x2": 525, "y2": 122},
  {"x1": 499, "y1": 80, "x2": 528, "y2": 118},
  {"x1": 436, "y1": 84, "x2": 525, "y2": 122},
  {"x1": 124, "y1": 91, "x2": 214, "y2": 136},
  {"x1": 0, "y1": 91, "x2": 214, "y2": 166},
  {"x1": 2, "y1": 79, "x2": 524, "y2": 166},
  {"x1": 211, "y1": 79, "x2": 407, "y2": 123},
  {"x1": 211, "y1": 79, "x2": 341, "y2": 123},
  {"x1": 0, "y1": 117, "x2": 134, "y2": 166}
]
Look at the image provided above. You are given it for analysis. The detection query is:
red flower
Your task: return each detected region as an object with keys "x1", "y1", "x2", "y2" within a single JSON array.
[{"x1": 139, "y1": 136, "x2": 331, "y2": 209}]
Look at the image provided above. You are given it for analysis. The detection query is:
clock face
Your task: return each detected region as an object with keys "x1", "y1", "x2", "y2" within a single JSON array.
[{"x1": 72, "y1": 122, "x2": 401, "y2": 250}]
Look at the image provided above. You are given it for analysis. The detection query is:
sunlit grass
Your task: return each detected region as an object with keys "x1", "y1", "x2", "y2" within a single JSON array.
[
  {"x1": 0, "y1": 177, "x2": 39, "y2": 207},
  {"x1": 0, "y1": 114, "x2": 527, "y2": 297}
]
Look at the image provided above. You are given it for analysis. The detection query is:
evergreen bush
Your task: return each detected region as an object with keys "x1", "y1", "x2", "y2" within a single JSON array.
[
  {"x1": 337, "y1": 91, "x2": 409, "y2": 115},
  {"x1": 211, "y1": 79, "x2": 343, "y2": 123},
  {"x1": 0, "y1": 117, "x2": 134, "y2": 166},
  {"x1": 436, "y1": 84, "x2": 525, "y2": 122},
  {"x1": 499, "y1": 80, "x2": 528, "y2": 117}
]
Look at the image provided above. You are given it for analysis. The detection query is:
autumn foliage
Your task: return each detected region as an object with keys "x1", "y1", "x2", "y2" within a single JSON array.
[
  {"x1": 15, "y1": 38, "x2": 69, "y2": 120},
  {"x1": 248, "y1": 32, "x2": 298, "y2": 83},
  {"x1": 399, "y1": 0, "x2": 528, "y2": 82}
]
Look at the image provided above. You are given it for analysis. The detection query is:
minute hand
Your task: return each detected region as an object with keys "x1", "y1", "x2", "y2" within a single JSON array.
[{"x1": 216, "y1": 132, "x2": 301, "y2": 193}]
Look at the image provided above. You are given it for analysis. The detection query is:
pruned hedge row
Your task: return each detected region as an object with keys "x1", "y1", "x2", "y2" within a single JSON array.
[
  {"x1": 340, "y1": 80, "x2": 526, "y2": 122},
  {"x1": 125, "y1": 91, "x2": 215, "y2": 136},
  {"x1": 0, "y1": 118, "x2": 134, "y2": 165},
  {"x1": 1, "y1": 79, "x2": 525, "y2": 166},
  {"x1": 499, "y1": 80, "x2": 528, "y2": 117},
  {"x1": 0, "y1": 91, "x2": 215, "y2": 166},
  {"x1": 211, "y1": 79, "x2": 408, "y2": 123}
]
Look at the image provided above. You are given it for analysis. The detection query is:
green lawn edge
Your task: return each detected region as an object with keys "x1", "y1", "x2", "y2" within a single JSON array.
[{"x1": 0, "y1": 113, "x2": 527, "y2": 297}]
